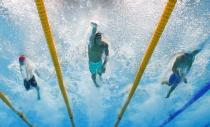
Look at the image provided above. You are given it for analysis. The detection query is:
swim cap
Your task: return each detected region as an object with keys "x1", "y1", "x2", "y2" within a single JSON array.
[
  {"x1": 169, "y1": 73, "x2": 181, "y2": 85},
  {"x1": 19, "y1": 55, "x2": 26, "y2": 62},
  {"x1": 95, "y1": 32, "x2": 102, "y2": 37}
]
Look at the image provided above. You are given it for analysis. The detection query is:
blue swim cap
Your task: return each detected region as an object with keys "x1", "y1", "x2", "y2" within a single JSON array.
[{"x1": 169, "y1": 73, "x2": 181, "y2": 85}]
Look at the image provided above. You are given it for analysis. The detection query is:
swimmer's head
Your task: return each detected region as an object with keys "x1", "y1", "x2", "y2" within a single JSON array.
[
  {"x1": 19, "y1": 55, "x2": 26, "y2": 65},
  {"x1": 95, "y1": 32, "x2": 103, "y2": 45}
]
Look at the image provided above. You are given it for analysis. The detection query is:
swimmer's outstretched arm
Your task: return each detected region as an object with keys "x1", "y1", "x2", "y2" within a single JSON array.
[{"x1": 89, "y1": 22, "x2": 97, "y2": 46}]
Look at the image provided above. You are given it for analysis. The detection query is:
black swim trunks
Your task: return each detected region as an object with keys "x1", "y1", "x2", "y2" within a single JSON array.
[{"x1": 24, "y1": 76, "x2": 37, "y2": 90}]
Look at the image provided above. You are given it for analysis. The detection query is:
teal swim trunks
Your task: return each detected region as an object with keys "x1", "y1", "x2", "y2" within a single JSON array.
[{"x1": 89, "y1": 61, "x2": 103, "y2": 74}]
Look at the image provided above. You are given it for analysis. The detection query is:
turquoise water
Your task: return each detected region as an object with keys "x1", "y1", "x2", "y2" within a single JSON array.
[{"x1": 0, "y1": 0, "x2": 210, "y2": 127}]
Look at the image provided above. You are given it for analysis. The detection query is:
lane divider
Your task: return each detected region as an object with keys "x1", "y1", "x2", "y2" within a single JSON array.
[
  {"x1": 158, "y1": 81, "x2": 210, "y2": 127},
  {"x1": 0, "y1": 92, "x2": 33, "y2": 127},
  {"x1": 34, "y1": 0, "x2": 75, "y2": 126}
]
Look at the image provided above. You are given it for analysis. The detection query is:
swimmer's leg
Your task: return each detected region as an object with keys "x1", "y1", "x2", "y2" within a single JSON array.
[
  {"x1": 91, "y1": 74, "x2": 99, "y2": 87},
  {"x1": 30, "y1": 76, "x2": 41, "y2": 100},
  {"x1": 165, "y1": 84, "x2": 178, "y2": 98},
  {"x1": 35, "y1": 86, "x2": 41, "y2": 100}
]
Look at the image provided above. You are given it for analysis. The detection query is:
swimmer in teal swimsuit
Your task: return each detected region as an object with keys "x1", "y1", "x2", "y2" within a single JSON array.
[
  {"x1": 162, "y1": 49, "x2": 201, "y2": 98},
  {"x1": 88, "y1": 22, "x2": 109, "y2": 87}
]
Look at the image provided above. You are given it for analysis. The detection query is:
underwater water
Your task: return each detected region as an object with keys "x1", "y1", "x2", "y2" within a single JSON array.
[{"x1": 0, "y1": 0, "x2": 210, "y2": 127}]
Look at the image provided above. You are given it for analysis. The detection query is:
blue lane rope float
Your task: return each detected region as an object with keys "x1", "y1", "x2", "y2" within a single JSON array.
[{"x1": 159, "y1": 81, "x2": 210, "y2": 127}]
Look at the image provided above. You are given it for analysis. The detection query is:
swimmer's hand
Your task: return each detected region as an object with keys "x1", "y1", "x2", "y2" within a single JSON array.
[
  {"x1": 91, "y1": 22, "x2": 97, "y2": 27},
  {"x1": 101, "y1": 65, "x2": 106, "y2": 73},
  {"x1": 183, "y1": 78, "x2": 187, "y2": 84}
]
